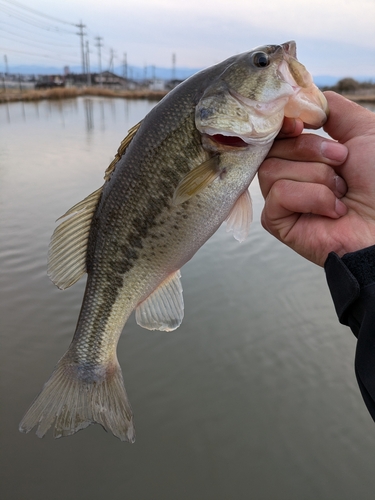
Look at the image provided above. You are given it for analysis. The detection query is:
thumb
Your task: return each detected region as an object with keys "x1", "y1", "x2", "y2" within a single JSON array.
[{"x1": 323, "y1": 91, "x2": 374, "y2": 143}]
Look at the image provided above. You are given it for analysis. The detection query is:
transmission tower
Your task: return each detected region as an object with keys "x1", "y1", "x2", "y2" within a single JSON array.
[
  {"x1": 172, "y1": 53, "x2": 176, "y2": 81},
  {"x1": 76, "y1": 21, "x2": 86, "y2": 76},
  {"x1": 108, "y1": 48, "x2": 115, "y2": 73},
  {"x1": 86, "y1": 40, "x2": 91, "y2": 86},
  {"x1": 95, "y1": 36, "x2": 103, "y2": 85},
  {"x1": 123, "y1": 53, "x2": 128, "y2": 79}
]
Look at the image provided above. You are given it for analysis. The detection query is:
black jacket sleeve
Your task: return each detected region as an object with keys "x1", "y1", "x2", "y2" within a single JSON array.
[{"x1": 325, "y1": 245, "x2": 375, "y2": 421}]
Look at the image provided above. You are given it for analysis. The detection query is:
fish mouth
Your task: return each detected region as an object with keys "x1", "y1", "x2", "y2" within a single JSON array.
[
  {"x1": 281, "y1": 41, "x2": 297, "y2": 58},
  {"x1": 278, "y1": 41, "x2": 329, "y2": 128},
  {"x1": 201, "y1": 132, "x2": 250, "y2": 152}
]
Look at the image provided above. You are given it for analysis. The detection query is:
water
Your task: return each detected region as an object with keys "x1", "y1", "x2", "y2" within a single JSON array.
[{"x1": 1, "y1": 97, "x2": 375, "y2": 500}]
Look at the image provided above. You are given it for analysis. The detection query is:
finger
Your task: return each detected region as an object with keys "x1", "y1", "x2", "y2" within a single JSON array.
[
  {"x1": 276, "y1": 117, "x2": 304, "y2": 138},
  {"x1": 261, "y1": 180, "x2": 347, "y2": 237},
  {"x1": 324, "y1": 91, "x2": 375, "y2": 143},
  {"x1": 258, "y1": 159, "x2": 347, "y2": 200},
  {"x1": 267, "y1": 133, "x2": 348, "y2": 165}
]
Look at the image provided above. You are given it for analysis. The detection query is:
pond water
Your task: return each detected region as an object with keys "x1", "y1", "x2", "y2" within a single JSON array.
[{"x1": 1, "y1": 97, "x2": 375, "y2": 500}]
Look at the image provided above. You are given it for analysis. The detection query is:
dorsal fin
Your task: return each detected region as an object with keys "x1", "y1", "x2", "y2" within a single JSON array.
[
  {"x1": 104, "y1": 121, "x2": 142, "y2": 181},
  {"x1": 48, "y1": 121, "x2": 142, "y2": 290},
  {"x1": 48, "y1": 187, "x2": 103, "y2": 290}
]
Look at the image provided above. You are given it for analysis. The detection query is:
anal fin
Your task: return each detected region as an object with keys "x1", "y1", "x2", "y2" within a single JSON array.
[{"x1": 135, "y1": 271, "x2": 184, "y2": 331}]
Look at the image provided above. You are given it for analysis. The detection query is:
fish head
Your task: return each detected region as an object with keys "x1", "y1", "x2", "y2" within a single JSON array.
[{"x1": 196, "y1": 41, "x2": 328, "y2": 148}]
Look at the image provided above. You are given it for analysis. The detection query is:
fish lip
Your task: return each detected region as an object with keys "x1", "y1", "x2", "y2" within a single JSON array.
[
  {"x1": 277, "y1": 48, "x2": 329, "y2": 128},
  {"x1": 281, "y1": 41, "x2": 297, "y2": 58}
]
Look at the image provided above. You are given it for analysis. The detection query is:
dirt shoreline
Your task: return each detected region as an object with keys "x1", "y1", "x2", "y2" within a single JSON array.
[{"x1": 1, "y1": 86, "x2": 374, "y2": 105}]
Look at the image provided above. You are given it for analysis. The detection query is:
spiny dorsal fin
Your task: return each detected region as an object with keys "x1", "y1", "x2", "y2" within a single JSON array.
[
  {"x1": 48, "y1": 187, "x2": 102, "y2": 290},
  {"x1": 172, "y1": 155, "x2": 220, "y2": 205},
  {"x1": 135, "y1": 271, "x2": 184, "y2": 331},
  {"x1": 104, "y1": 121, "x2": 142, "y2": 181},
  {"x1": 225, "y1": 188, "x2": 253, "y2": 242}
]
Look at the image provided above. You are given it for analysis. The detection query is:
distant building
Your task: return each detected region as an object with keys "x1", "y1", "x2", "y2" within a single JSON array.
[
  {"x1": 64, "y1": 71, "x2": 138, "y2": 89},
  {"x1": 35, "y1": 75, "x2": 65, "y2": 89},
  {"x1": 94, "y1": 71, "x2": 128, "y2": 86},
  {"x1": 147, "y1": 79, "x2": 166, "y2": 91}
]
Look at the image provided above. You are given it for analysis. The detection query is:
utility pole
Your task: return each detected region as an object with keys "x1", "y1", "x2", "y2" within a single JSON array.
[
  {"x1": 172, "y1": 53, "x2": 176, "y2": 81},
  {"x1": 76, "y1": 21, "x2": 86, "y2": 77},
  {"x1": 86, "y1": 40, "x2": 91, "y2": 86},
  {"x1": 122, "y1": 52, "x2": 127, "y2": 80},
  {"x1": 4, "y1": 54, "x2": 9, "y2": 75},
  {"x1": 95, "y1": 36, "x2": 103, "y2": 86},
  {"x1": 108, "y1": 48, "x2": 115, "y2": 73}
]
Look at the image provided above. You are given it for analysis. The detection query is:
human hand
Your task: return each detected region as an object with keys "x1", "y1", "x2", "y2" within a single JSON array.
[{"x1": 259, "y1": 91, "x2": 375, "y2": 267}]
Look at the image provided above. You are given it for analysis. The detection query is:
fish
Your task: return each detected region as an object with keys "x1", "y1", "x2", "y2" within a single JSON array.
[{"x1": 19, "y1": 41, "x2": 328, "y2": 442}]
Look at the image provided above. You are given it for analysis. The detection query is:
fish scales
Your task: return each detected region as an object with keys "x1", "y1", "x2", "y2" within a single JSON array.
[
  {"x1": 74, "y1": 102, "x2": 208, "y2": 367},
  {"x1": 20, "y1": 41, "x2": 328, "y2": 441}
]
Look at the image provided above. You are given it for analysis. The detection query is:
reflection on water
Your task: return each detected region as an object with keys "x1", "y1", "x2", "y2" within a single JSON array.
[
  {"x1": 1, "y1": 98, "x2": 375, "y2": 500},
  {"x1": 84, "y1": 98, "x2": 94, "y2": 131}
]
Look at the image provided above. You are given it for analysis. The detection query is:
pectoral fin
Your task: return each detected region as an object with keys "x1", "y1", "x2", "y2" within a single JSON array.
[
  {"x1": 135, "y1": 271, "x2": 184, "y2": 331},
  {"x1": 226, "y1": 189, "x2": 253, "y2": 242},
  {"x1": 173, "y1": 155, "x2": 220, "y2": 205}
]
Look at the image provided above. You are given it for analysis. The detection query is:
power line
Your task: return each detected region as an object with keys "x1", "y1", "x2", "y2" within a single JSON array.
[
  {"x1": 0, "y1": 25, "x2": 77, "y2": 47},
  {"x1": 0, "y1": 3, "x2": 76, "y2": 34},
  {"x1": 1, "y1": 34, "x2": 80, "y2": 60},
  {"x1": 0, "y1": 46, "x2": 80, "y2": 63},
  {"x1": 0, "y1": 0, "x2": 76, "y2": 26}
]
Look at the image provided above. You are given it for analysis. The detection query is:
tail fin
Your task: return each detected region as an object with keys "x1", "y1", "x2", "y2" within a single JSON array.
[{"x1": 19, "y1": 356, "x2": 135, "y2": 442}]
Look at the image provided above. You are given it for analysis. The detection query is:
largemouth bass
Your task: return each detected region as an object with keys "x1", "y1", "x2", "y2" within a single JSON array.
[{"x1": 20, "y1": 41, "x2": 328, "y2": 442}]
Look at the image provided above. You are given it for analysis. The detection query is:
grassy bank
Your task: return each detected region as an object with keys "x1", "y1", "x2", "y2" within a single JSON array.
[
  {"x1": 0, "y1": 86, "x2": 168, "y2": 104},
  {"x1": 1, "y1": 85, "x2": 374, "y2": 105}
]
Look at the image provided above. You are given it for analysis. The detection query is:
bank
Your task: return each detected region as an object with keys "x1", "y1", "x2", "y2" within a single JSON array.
[
  {"x1": 1, "y1": 86, "x2": 374, "y2": 105},
  {"x1": 0, "y1": 86, "x2": 168, "y2": 104}
]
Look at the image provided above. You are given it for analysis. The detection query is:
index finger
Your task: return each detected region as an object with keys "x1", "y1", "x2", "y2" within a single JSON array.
[
  {"x1": 267, "y1": 133, "x2": 348, "y2": 166},
  {"x1": 276, "y1": 117, "x2": 304, "y2": 139},
  {"x1": 324, "y1": 91, "x2": 375, "y2": 143}
]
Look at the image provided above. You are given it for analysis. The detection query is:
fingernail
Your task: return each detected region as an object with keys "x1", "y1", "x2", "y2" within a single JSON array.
[
  {"x1": 335, "y1": 175, "x2": 347, "y2": 197},
  {"x1": 321, "y1": 141, "x2": 348, "y2": 162},
  {"x1": 335, "y1": 198, "x2": 347, "y2": 216}
]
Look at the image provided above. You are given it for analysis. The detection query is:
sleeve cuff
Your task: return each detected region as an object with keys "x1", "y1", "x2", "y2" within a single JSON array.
[{"x1": 324, "y1": 245, "x2": 375, "y2": 330}]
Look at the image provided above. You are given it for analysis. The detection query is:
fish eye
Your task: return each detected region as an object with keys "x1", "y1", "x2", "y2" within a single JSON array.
[{"x1": 252, "y1": 52, "x2": 270, "y2": 68}]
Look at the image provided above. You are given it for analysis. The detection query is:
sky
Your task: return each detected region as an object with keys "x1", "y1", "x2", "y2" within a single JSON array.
[{"x1": 1, "y1": 0, "x2": 375, "y2": 79}]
